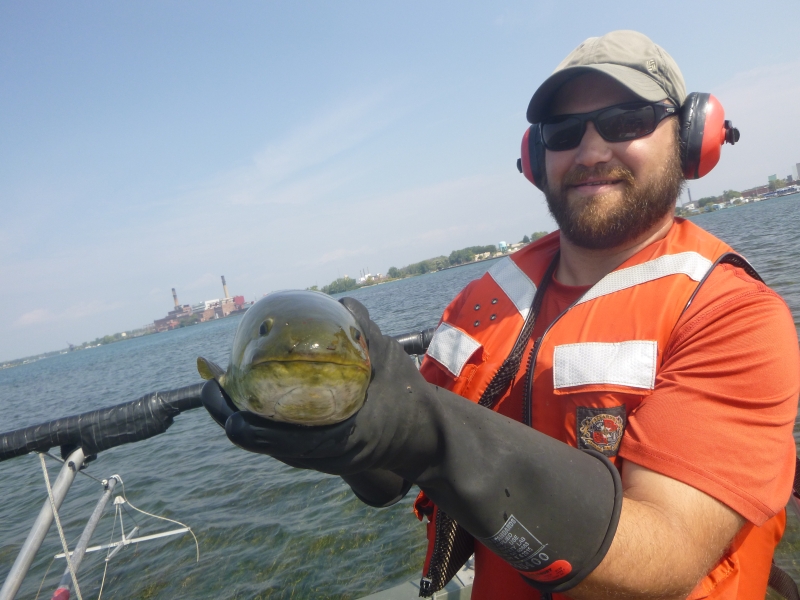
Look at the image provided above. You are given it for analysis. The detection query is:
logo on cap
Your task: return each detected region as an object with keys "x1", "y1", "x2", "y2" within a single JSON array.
[{"x1": 646, "y1": 59, "x2": 657, "y2": 73}]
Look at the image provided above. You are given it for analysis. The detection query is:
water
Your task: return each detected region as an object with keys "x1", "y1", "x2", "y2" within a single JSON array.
[
  {"x1": 690, "y1": 195, "x2": 800, "y2": 591},
  {"x1": 689, "y1": 195, "x2": 800, "y2": 333},
  {"x1": 0, "y1": 260, "x2": 498, "y2": 600},
  {"x1": 1, "y1": 194, "x2": 799, "y2": 599}
]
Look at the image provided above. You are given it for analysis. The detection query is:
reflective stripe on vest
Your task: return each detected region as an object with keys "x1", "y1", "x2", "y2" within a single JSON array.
[
  {"x1": 575, "y1": 251, "x2": 712, "y2": 306},
  {"x1": 428, "y1": 252, "x2": 712, "y2": 382},
  {"x1": 416, "y1": 221, "x2": 773, "y2": 598},
  {"x1": 553, "y1": 340, "x2": 658, "y2": 390},
  {"x1": 426, "y1": 251, "x2": 713, "y2": 380},
  {"x1": 488, "y1": 257, "x2": 537, "y2": 320},
  {"x1": 427, "y1": 256, "x2": 537, "y2": 378},
  {"x1": 426, "y1": 323, "x2": 482, "y2": 377},
  {"x1": 547, "y1": 252, "x2": 714, "y2": 391}
]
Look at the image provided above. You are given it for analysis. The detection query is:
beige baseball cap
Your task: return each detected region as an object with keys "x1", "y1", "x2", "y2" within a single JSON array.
[{"x1": 527, "y1": 30, "x2": 687, "y2": 123}]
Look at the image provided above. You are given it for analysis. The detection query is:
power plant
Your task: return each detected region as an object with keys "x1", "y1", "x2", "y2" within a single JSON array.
[
  {"x1": 153, "y1": 276, "x2": 249, "y2": 332},
  {"x1": 221, "y1": 276, "x2": 230, "y2": 299}
]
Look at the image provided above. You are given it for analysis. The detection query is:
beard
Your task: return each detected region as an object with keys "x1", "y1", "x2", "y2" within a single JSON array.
[{"x1": 543, "y1": 149, "x2": 685, "y2": 250}]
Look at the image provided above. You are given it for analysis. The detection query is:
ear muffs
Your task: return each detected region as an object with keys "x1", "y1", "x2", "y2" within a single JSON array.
[
  {"x1": 516, "y1": 124, "x2": 546, "y2": 191},
  {"x1": 517, "y1": 94, "x2": 740, "y2": 185},
  {"x1": 679, "y1": 92, "x2": 739, "y2": 179}
]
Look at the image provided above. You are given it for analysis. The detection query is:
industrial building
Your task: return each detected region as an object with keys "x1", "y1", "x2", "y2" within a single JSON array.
[{"x1": 153, "y1": 276, "x2": 248, "y2": 332}]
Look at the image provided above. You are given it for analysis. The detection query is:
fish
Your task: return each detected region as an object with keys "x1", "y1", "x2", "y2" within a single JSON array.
[{"x1": 197, "y1": 290, "x2": 371, "y2": 426}]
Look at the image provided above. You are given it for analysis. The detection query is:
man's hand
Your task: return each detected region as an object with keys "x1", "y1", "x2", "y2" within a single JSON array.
[
  {"x1": 200, "y1": 297, "x2": 440, "y2": 478},
  {"x1": 201, "y1": 298, "x2": 624, "y2": 593},
  {"x1": 569, "y1": 461, "x2": 745, "y2": 600}
]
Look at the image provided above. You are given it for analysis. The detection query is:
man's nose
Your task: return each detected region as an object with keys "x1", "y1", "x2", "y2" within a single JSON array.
[{"x1": 574, "y1": 121, "x2": 613, "y2": 166}]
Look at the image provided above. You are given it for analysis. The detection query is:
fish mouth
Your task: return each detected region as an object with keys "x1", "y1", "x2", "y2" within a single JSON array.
[
  {"x1": 272, "y1": 385, "x2": 324, "y2": 405},
  {"x1": 268, "y1": 385, "x2": 335, "y2": 405},
  {"x1": 249, "y1": 356, "x2": 369, "y2": 370},
  {"x1": 238, "y1": 368, "x2": 367, "y2": 425}
]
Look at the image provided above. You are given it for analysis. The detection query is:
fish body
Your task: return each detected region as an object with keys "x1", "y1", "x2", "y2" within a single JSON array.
[{"x1": 198, "y1": 290, "x2": 370, "y2": 426}]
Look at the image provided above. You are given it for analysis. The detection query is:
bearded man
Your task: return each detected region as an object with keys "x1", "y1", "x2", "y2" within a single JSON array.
[{"x1": 203, "y1": 30, "x2": 799, "y2": 599}]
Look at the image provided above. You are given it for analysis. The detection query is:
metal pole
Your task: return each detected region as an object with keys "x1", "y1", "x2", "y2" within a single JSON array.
[
  {"x1": 105, "y1": 525, "x2": 139, "y2": 561},
  {"x1": 50, "y1": 476, "x2": 118, "y2": 600},
  {"x1": 0, "y1": 448, "x2": 86, "y2": 600}
]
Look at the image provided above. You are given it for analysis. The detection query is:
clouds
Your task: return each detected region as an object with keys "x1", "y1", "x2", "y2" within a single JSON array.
[
  {"x1": 179, "y1": 85, "x2": 403, "y2": 210},
  {"x1": 184, "y1": 273, "x2": 220, "y2": 291},
  {"x1": 2, "y1": 2, "x2": 797, "y2": 362},
  {"x1": 0, "y1": 76, "x2": 550, "y2": 360},
  {"x1": 14, "y1": 309, "x2": 54, "y2": 327},
  {"x1": 14, "y1": 300, "x2": 124, "y2": 329},
  {"x1": 0, "y1": 84, "x2": 418, "y2": 358},
  {"x1": 127, "y1": 84, "x2": 407, "y2": 267},
  {"x1": 110, "y1": 86, "x2": 410, "y2": 273},
  {"x1": 315, "y1": 246, "x2": 371, "y2": 266}
]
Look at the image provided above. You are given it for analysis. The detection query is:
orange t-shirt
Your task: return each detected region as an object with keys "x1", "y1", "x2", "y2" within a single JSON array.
[{"x1": 465, "y1": 263, "x2": 799, "y2": 600}]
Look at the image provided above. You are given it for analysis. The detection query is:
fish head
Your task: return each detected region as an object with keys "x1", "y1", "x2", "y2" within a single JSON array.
[{"x1": 223, "y1": 290, "x2": 371, "y2": 426}]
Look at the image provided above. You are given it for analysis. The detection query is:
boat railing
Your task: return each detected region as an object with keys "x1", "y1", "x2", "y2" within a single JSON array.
[{"x1": 0, "y1": 326, "x2": 437, "y2": 600}]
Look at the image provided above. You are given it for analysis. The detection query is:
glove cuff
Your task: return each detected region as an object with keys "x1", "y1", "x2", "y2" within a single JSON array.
[
  {"x1": 409, "y1": 388, "x2": 623, "y2": 593},
  {"x1": 518, "y1": 450, "x2": 622, "y2": 592}
]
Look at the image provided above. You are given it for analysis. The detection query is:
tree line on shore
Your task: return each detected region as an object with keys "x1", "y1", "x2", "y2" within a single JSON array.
[
  {"x1": 311, "y1": 232, "x2": 549, "y2": 295},
  {"x1": 679, "y1": 176, "x2": 796, "y2": 216},
  {"x1": 676, "y1": 189, "x2": 750, "y2": 216},
  {"x1": 695, "y1": 189, "x2": 742, "y2": 209}
]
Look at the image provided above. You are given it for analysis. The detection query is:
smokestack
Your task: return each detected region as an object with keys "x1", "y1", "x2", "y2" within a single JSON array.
[
  {"x1": 221, "y1": 276, "x2": 230, "y2": 299},
  {"x1": 172, "y1": 288, "x2": 179, "y2": 307}
]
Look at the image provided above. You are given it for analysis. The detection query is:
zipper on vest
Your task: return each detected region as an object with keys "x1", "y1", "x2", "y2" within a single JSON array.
[
  {"x1": 523, "y1": 337, "x2": 542, "y2": 427},
  {"x1": 419, "y1": 254, "x2": 564, "y2": 596},
  {"x1": 419, "y1": 510, "x2": 473, "y2": 597},
  {"x1": 426, "y1": 511, "x2": 451, "y2": 588},
  {"x1": 523, "y1": 251, "x2": 754, "y2": 421},
  {"x1": 523, "y1": 294, "x2": 584, "y2": 428}
]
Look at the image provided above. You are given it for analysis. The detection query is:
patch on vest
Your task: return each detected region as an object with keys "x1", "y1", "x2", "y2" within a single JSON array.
[{"x1": 576, "y1": 405, "x2": 626, "y2": 457}]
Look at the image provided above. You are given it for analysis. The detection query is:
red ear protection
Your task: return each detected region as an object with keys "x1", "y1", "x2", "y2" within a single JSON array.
[
  {"x1": 679, "y1": 93, "x2": 739, "y2": 179},
  {"x1": 516, "y1": 124, "x2": 546, "y2": 191},
  {"x1": 518, "y1": 127, "x2": 535, "y2": 185},
  {"x1": 517, "y1": 94, "x2": 739, "y2": 185}
]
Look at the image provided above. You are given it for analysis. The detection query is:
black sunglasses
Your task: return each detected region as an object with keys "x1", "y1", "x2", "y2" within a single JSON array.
[{"x1": 541, "y1": 101, "x2": 678, "y2": 151}]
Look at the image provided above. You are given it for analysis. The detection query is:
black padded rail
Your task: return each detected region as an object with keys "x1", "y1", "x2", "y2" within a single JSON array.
[
  {"x1": 0, "y1": 326, "x2": 435, "y2": 464},
  {"x1": 0, "y1": 382, "x2": 205, "y2": 463},
  {"x1": 393, "y1": 327, "x2": 437, "y2": 356}
]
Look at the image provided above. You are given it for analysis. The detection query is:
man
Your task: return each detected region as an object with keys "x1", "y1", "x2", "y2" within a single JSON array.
[{"x1": 203, "y1": 31, "x2": 799, "y2": 599}]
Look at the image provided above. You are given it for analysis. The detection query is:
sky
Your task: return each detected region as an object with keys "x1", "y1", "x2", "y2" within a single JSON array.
[{"x1": 1, "y1": 1, "x2": 799, "y2": 362}]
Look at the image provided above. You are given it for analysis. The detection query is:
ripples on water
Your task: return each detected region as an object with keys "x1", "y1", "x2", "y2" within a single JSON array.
[
  {"x1": 690, "y1": 195, "x2": 800, "y2": 330},
  {"x1": 691, "y1": 195, "x2": 800, "y2": 589},
  {"x1": 1, "y1": 195, "x2": 798, "y2": 599},
  {"x1": 0, "y1": 261, "x2": 498, "y2": 599}
]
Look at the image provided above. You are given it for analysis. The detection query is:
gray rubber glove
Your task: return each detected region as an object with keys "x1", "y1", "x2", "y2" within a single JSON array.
[{"x1": 201, "y1": 297, "x2": 622, "y2": 592}]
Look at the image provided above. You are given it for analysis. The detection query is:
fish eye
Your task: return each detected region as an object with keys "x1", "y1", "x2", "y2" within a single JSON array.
[
  {"x1": 350, "y1": 326, "x2": 362, "y2": 342},
  {"x1": 259, "y1": 318, "x2": 274, "y2": 336}
]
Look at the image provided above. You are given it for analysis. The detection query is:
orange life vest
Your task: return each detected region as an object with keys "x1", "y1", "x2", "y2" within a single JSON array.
[{"x1": 417, "y1": 218, "x2": 784, "y2": 599}]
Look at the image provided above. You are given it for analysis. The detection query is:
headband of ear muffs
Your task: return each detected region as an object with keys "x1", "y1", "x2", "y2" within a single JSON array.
[{"x1": 516, "y1": 93, "x2": 740, "y2": 188}]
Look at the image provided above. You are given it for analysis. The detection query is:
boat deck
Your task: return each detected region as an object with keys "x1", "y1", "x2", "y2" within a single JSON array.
[{"x1": 359, "y1": 559, "x2": 474, "y2": 600}]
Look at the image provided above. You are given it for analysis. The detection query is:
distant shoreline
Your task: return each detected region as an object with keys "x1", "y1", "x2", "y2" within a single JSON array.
[
  {"x1": 679, "y1": 189, "x2": 799, "y2": 217},
  {"x1": 344, "y1": 253, "x2": 507, "y2": 293},
  {"x1": 369, "y1": 253, "x2": 504, "y2": 285},
  {"x1": 439, "y1": 254, "x2": 503, "y2": 272}
]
